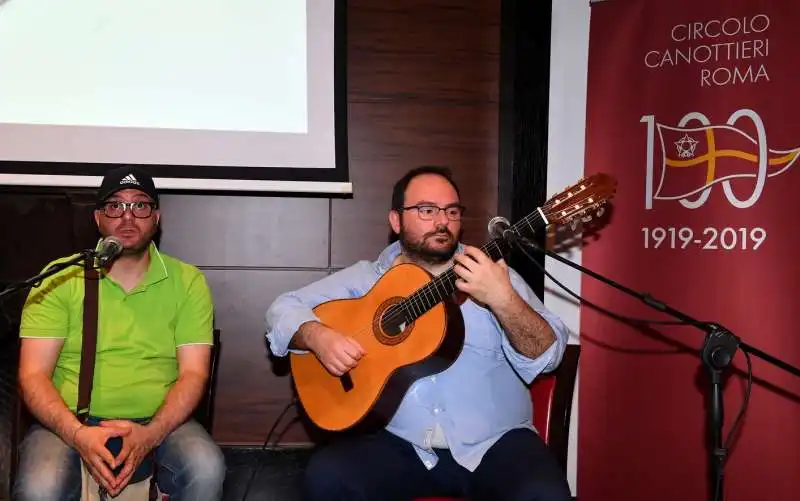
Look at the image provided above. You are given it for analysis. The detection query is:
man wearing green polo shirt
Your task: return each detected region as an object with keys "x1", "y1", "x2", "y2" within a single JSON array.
[{"x1": 13, "y1": 166, "x2": 225, "y2": 501}]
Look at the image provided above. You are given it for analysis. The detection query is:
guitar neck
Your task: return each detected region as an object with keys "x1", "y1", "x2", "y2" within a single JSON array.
[{"x1": 401, "y1": 209, "x2": 546, "y2": 322}]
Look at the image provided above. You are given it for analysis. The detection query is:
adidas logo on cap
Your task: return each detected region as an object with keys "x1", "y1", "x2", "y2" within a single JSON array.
[{"x1": 120, "y1": 174, "x2": 141, "y2": 186}]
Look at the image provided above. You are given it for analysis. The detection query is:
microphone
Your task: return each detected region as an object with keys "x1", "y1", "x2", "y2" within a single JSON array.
[
  {"x1": 487, "y1": 216, "x2": 517, "y2": 242},
  {"x1": 95, "y1": 236, "x2": 123, "y2": 266}
]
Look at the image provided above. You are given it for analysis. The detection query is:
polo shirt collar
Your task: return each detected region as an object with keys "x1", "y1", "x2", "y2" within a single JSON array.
[
  {"x1": 94, "y1": 239, "x2": 169, "y2": 287},
  {"x1": 143, "y1": 242, "x2": 169, "y2": 286}
]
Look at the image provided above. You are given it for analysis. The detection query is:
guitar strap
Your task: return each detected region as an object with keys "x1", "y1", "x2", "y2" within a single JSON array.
[{"x1": 77, "y1": 258, "x2": 100, "y2": 423}]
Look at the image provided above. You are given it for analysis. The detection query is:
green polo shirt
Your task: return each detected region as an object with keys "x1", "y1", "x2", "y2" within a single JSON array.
[{"x1": 19, "y1": 243, "x2": 214, "y2": 419}]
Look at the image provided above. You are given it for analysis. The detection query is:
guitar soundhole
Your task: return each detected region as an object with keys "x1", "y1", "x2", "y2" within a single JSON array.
[
  {"x1": 381, "y1": 304, "x2": 406, "y2": 336},
  {"x1": 373, "y1": 297, "x2": 413, "y2": 346}
]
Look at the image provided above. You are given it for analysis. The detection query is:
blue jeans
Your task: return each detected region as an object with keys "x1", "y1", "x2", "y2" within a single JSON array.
[{"x1": 12, "y1": 419, "x2": 225, "y2": 501}]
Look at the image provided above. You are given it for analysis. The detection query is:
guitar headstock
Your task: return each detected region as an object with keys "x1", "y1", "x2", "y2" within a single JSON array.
[{"x1": 542, "y1": 173, "x2": 617, "y2": 227}]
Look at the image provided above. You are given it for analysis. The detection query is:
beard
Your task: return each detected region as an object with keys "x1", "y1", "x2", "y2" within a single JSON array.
[
  {"x1": 398, "y1": 224, "x2": 461, "y2": 265},
  {"x1": 121, "y1": 242, "x2": 150, "y2": 256}
]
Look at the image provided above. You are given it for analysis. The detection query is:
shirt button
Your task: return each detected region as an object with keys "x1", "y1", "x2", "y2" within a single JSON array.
[
  {"x1": 431, "y1": 375, "x2": 436, "y2": 383},
  {"x1": 434, "y1": 408, "x2": 440, "y2": 414}
]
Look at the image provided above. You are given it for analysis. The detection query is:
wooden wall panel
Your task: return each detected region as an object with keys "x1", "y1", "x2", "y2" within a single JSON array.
[
  {"x1": 200, "y1": 269, "x2": 329, "y2": 444},
  {"x1": 332, "y1": 0, "x2": 500, "y2": 266},
  {"x1": 0, "y1": 193, "x2": 82, "y2": 283},
  {"x1": 158, "y1": 195, "x2": 330, "y2": 268},
  {"x1": 347, "y1": 2, "x2": 500, "y2": 105},
  {"x1": 333, "y1": 101, "x2": 499, "y2": 266}
]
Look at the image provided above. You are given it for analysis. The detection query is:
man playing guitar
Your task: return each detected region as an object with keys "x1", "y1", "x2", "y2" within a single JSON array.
[{"x1": 266, "y1": 166, "x2": 573, "y2": 501}]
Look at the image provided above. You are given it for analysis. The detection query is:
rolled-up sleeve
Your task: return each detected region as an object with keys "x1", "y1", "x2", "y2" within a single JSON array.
[
  {"x1": 265, "y1": 261, "x2": 373, "y2": 357},
  {"x1": 498, "y1": 268, "x2": 572, "y2": 383}
]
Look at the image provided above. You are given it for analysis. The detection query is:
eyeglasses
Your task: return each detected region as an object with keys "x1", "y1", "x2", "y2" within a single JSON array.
[
  {"x1": 400, "y1": 204, "x2": 465, "y2": 221},
  {"x1": 98, "y1": 201, "x2": 157, "y2": 219}
]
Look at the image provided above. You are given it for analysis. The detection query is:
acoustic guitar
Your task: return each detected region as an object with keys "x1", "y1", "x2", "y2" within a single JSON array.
[{"x1": 291, "y1": 173, "x2": 617, "y2": 431}]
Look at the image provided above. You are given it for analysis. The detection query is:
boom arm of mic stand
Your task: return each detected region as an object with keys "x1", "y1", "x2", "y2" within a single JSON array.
[
  {"x1": 508, "y1": 234, "x2": 800, "y2": 501},
  {"x1": 0, "y1": 250, "x2": 96, "y2": 300},
  {"x1": 515, "y1": 236, "x2": 800, "y2": 377}
]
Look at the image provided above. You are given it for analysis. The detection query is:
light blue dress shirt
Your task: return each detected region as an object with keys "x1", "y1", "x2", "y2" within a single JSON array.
[{"x1": 265, "y1": 240, "x2": 571, "y2": 472}]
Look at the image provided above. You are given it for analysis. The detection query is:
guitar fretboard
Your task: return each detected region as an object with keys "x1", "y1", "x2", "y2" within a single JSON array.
[{"x1": 397, "y1": 208, "x2": 546, "y2": 323}]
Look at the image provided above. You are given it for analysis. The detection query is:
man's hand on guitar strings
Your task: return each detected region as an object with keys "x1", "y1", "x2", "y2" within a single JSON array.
[
  {"x1": 306, "y1": 324, "x2": 367, "y2": 376},
  {"x1": 452, "y1": 245, "x2": 515, "y2": 310}
]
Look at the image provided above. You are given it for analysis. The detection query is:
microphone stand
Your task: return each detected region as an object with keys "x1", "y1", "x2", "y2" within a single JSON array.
[
  {"x1": 0, "y1": 250, "x2": 97, "y2": 300},
  {"x1": 500, "y1": 232, "x2": 800, "y2": 501}
]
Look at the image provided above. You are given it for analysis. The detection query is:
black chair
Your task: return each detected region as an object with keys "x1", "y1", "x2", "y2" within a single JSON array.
[
  {"x1": 194, "y1": 328, "x2": 222, "y2": 431},
  {"x1": 8, "y1": 328, "x2": 221, "y2": 495}
]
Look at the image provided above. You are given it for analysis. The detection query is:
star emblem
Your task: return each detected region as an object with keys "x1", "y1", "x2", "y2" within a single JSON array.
[{"x1": 674, "y1": 133, "x2": 699, "y2": 159}]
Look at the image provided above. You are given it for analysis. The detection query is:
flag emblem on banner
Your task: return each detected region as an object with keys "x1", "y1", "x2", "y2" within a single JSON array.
[{"x1": 651, "y1": 122, "x2": 799, "y2": 208}]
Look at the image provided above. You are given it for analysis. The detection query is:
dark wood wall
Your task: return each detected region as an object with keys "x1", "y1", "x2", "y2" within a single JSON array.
[{"x1": 0, "y1": 0, "x2": 501, "y2": 446}]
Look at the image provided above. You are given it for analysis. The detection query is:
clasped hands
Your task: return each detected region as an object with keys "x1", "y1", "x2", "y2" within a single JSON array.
[{"x1": 72, "y1": 420, "x2": 160, "y2": 496}]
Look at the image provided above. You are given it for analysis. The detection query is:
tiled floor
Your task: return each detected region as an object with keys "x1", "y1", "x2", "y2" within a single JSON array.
[{"x1": 220, "y1": 447, "x2": 313, "y2": 501}]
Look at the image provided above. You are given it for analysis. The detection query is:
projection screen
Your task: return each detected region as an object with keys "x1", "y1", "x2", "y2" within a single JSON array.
[{"x1": 0, "y1": 0, "x2": 350, "y2": 194}]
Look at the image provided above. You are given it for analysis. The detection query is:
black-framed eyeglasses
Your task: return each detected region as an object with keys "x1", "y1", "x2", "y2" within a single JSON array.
[
  {"x1": 98, "y1": 201, "x2": 157, "y2": 219},
  {"x1": 400, "y1": 204, "x2": 465, "y2": 221}
]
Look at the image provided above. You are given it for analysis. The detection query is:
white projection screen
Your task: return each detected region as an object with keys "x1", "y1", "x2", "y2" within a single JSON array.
[{"x1": 0, "y1": 0, "x2": 350, "y2": 194}]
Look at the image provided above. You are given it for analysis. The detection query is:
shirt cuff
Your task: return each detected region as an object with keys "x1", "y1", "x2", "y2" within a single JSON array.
[
  {"x1": 266, "y1": 308, "x2": 320, "y2": 357},
  {"x1": 501, "y1": 311, "x2": 569, "y2": 383},
  {"x1": 18, "y1": 328, "x2": 67, "y2": 339}
]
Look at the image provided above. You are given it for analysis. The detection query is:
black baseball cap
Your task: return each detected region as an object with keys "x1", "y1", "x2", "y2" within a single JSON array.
[{"x1": 96, "y1": 165, "x2": 159, "y2": 206}]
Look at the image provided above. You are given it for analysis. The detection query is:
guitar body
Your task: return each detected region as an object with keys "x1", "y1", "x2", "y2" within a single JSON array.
[{"x1": 290, "y1": 263, "x2": 465, "y2": 432}]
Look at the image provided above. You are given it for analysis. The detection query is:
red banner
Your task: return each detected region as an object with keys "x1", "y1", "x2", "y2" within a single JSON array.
[{"x1": 580, "y1": 1, "x2": 800, "y2": 500}]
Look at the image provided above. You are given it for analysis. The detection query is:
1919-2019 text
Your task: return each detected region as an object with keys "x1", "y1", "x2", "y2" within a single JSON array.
[{"x1": 642, "y1": 227, "x2": 766, "y2": 250}]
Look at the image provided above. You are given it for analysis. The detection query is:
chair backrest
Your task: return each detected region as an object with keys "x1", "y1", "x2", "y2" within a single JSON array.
[
  {"x1": 529, "y1": 343, "x2": 580, "y2": 473},
  {"x1": 192, "y1": 328, "x2": 221, "y2": 432}
]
